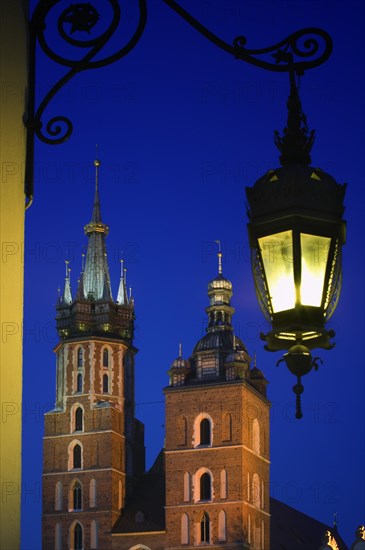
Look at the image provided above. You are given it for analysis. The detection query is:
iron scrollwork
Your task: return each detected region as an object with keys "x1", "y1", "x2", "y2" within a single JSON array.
[
  {"x1": 25, "y1": 0, "x2": 147, "y2": 207},
  {"x1": 163, "y1": 0, "x2": 332, "y2": 73},
  {"x1": 25, "y1": 0, "x2": 333, "y2": 208}
]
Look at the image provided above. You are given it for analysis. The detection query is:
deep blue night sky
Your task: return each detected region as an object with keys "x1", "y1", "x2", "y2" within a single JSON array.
[{"x1": 22, "y1": 1, "x2": 365, "y2": 548}]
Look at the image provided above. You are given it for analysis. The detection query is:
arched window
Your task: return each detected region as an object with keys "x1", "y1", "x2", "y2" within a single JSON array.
[
  {"x1": 55, "y1": 522, "x2": 62, "y2": 550},
  {"x1": 103, "y1": 373, "x2": 109, "y2": 393},
  {"x1": 218, "y1": 510, "x2": 227, "y2": 542},
  {"x1": 76, "y1": 373, "x2": 82, "y2": 393},
  {"x1": 252, "y1": 418, "x2": 260, "y2": 455},
  {"x1": 72, "y1": 522, "x2": 83, "y2": 550},
  {"x1": 200, "y1": 512, "x2": 210, "y2": 543},
  {"x1": 200, "y1": 418, "x2": 211, "y2": 445},
  {"x1": 181, "y1": 513, "x2": 189, "y2": 545},
  {"x1": 200, "y1": 472, "x2": 211, "y2": 501},
  {"x1": 77, "y1": 348, "x2": 83, "y2": 369},
  {"x1": 73, "y1": 481, "x2": 82, "y2": 511},
  {"x1": 220, "y1": 469, "x2": 227, "y2": 499},
  {"x1": 90, "y1": 519, "x2": 98, "y2": 549},
  {"x1": 103, "y1": 348, "x2": 109, "y2": 368},
  {"x1": 178, "y1": 416, "x2": 187, "y2": 446},
  {"x1": 252, "y1": 473, "x2": 260, "y2": 508},
  {"x1": 73, "y1": 444, "x2": 82, "y2": 469},
  {"x1": 89, "y1": 478, "x2": 96, "y2": 508},
  {"x1": 75, "y1": 407, "x2": 83, "y2": 432},
  {"x1": 183, "y1": 472, "x2": 190, "y2": 502},
  {"x1": 193, "y1": 413, "x2": 213, "y2": 448},
  {"x1": 55, "y1": 481, "x2": 62, "y2": 511}
]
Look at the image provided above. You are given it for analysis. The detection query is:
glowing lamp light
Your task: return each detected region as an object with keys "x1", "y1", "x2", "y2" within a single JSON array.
[
  {"x1": 245, "y1": 77, "x2": 346, "y2": 418},
  {"x1": 247, "y1": 167, "x2": 346, "y2": 355}
]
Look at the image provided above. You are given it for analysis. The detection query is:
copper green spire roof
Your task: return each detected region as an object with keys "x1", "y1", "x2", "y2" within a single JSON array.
[{"x1": 83, "y1": 159, "x2": 113, "y2": 301}]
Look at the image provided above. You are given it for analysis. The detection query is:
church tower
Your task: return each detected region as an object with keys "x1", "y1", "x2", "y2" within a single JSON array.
[
  {"x1": 164, "y1": 248, "x2": 270, "y2": 549},
  {"x1": 42, "y1": 160, "x2": 144, "y2": 550}
]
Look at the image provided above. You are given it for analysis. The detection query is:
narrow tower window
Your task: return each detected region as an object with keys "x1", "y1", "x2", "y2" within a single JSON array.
[
  {"x1": 73, "y1": 482, "x2": 82, "y2": 511},
  {"x1": 73, "y1": 522, "x2": 83, "y2": 550},
  {"x1": 90, "y1": 519, "x2": 98, "y2": 549},
  {"x1": 200, "y1": 418, "x2": 211, "y2": 445},
  {"x1": 55, "y1": 481, "x2": 62, "y2": 511},
  {"x1": 200, "y1": 472, "x2": 211, "y2": 501},
  {"x1": 181, "y1": 513, "x2": 189, "y2": 545},
  {"x1": 252, "y1": 418, "x2": 260, "y2": 454},
  {"x1": 77, "y1": 348, "x2": 83, "y2": 369},
  {"x1": 218, "y1": 510, "x2": 227, "y2": 542},
  {"x1": 200, "y1": 512, "x2": 210, "y2": 543},
  {"x1": 183, "y1": 472, "x2": 190, "y2": 502},
  {"x1": 75, "y1": 407, "x2": 83, "y2": 432},
  {"x1": 103, "y1": 348, "x2": 109, "y2": 367},
  {"x1": 220, "y1": 469, "x2": 227, "y2": 499},
  {"x1": 252, "y1": 473, "x2": 260, "y2": 508},
  {"x1": 103, "y1": 373, "x2": 109, "y2": 393},
  {"x1": 55, "y1": 522, "x2": 62, "y2": 550},
  {"x1": 76, "y1": 373, "x2": 82, "y2": 393},
  {"x1": 89, "y1": 478, "x2": 97, "y2": 508},
  {"x1": 73, "y1": 444, "x2": 82, "y2": 469}
]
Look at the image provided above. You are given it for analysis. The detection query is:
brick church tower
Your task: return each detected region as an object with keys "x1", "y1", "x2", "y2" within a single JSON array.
[
  {"x1": 42, "y1": 160, "x2": 145, "y2": 550},
  {"x1": 164, "y1": 247, "x2": 270, "y2": 549}
]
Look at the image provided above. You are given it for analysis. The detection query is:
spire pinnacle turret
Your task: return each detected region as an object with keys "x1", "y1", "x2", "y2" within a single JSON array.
[
  {"x1": 117, "y1": 259, "x2": 129, "y2": 305},
  {"x1": 274, "y1": 70, "x2": 315, "y2": 165},
  {"x1": 62, "y1": 260, "x2": 72, "y2": 305},
  {"x1": 83, "y1": 158, "x2": 113, "y2": 301}
]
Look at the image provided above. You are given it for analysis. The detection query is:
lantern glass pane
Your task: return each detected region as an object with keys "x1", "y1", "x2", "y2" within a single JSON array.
[
  {"x1": 258, "y1": 230, "x2": 295, "y2": 313},
  {"x1": 300, "y1": 233, "x2": 331, "y2": 307}
]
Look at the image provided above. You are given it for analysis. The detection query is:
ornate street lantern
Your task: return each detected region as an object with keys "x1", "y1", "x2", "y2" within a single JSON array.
[{"x1": 245, "y1": 73, "x2": 346, "y2": 418}]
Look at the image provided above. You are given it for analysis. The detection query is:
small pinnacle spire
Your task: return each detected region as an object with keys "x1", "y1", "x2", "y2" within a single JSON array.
[
  {"x1": 117, "y1": 259, "x2": 128, "y2": 305},
  {"x1": 254, "y1": 352, "x2": 257, "y2": 368},
  {"x1": 215, "y1": 240, "x2": 222, "y2": 275},
  {"x1": 274, "y1": 69, "x2": 315, "y2": 165},
  {"x1": 179, "y1": 342, "x2": 182, "y2": 357},
  {"x1": 62, "y1": 260, "x2": 73, "y2": 305},
  {"x1": 233, "y1": 334, "x2": 236, "y2": 349},
  {"x1": 81, "y1": 252, "x2": 85, "y2": 272}
]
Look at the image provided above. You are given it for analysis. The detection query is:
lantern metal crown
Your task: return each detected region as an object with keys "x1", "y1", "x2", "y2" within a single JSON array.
[{"x1": 245, "y1": 70, "x2": 346, "y2": 418}]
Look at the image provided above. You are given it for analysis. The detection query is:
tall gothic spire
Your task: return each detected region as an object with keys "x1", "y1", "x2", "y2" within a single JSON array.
[{"x1": 82, "y1": 158, "x2": 113, "y2": 301}]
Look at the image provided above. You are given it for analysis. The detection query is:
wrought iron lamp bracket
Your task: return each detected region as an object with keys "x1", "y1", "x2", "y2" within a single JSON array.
[
  {"x1": 24, "y1": 0, "x2": 147, "y2": 208},
  {"x1": 163, "y1": 0, "x2": 332, "y2": 74},
  {"x1": 25, "y1": 0, "x2": 332, "y2": 209}
]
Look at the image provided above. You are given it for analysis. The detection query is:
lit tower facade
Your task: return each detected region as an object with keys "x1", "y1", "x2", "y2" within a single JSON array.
[
  {"x1": 164, "y1": 249, "x2": 270, "y2": 549},
  {"x1": 42, "y1": 160, "x2": 144, "y2": 550}
]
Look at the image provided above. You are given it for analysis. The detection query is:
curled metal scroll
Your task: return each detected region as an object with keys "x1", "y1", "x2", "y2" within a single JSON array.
[
  {"x1": 25, "y1": 0, "x2": 147, "y2": 206},
  {"x1": 32, "y1": 0, "x2": 146, "y2": 144},
  {"x1": 163, "y1": 0, "x2": 332, "y2": 73}
]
